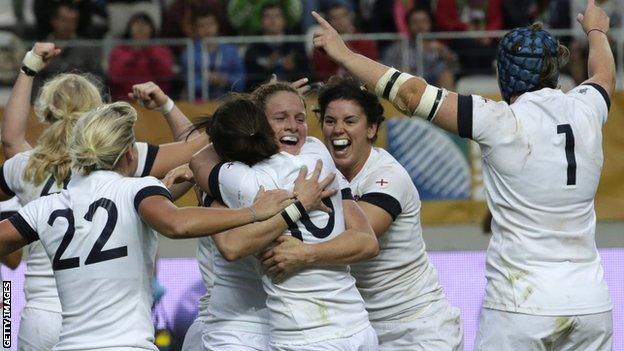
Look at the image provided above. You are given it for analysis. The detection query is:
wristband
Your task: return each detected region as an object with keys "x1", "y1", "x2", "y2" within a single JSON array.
[
  {"x1": 20, "y1": 65, "x2": 37, "y2": 77},
  {"x1": 586, "y1": 28, "x2": 607, "y2": 37},
  {"x1": 281, "y1": 200, "x2": 305, "y2": 225},
  {"x1": 156, "y1": 98, "x2": 175, "y2": 115},
  {"x1": 22, "y1": 50, "x2": 45, "y2": 73},
  {"x1": 248, "y1": 206, "x2": 257, "y2": 222}
]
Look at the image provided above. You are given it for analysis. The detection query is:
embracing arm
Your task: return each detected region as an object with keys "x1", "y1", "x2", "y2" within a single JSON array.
[
  {"x1": 210, "y1": 200, "x2": 289, "y2": 261},
  {"x1": 261, "y1": 199, "x2": 377, "y2": 282},
  {"x1": 0, "y1": 249, "x2": 22, "y2": 269},
  {"x1": 148, "y1": 134, "x2": 208, "y2": 178},
  {"x1": 138, "y1": 188, "x2": 294, "y2": 239},
  {"x1": 0, "y1": 220, "x2": 29, "y2": 258},
  {"x1": 303, "y1": 200, "x2": 378, "y2": 265}
]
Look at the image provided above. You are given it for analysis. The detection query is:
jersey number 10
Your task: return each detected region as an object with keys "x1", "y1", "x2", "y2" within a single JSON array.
[{"x1": 48, "y1": 198, "x2": 127, "y2": 271}]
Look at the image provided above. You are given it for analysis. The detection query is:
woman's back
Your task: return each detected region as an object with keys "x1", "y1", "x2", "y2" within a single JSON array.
[{"x1": 11, "y1": 171, "x2": 170, "y2": 350}]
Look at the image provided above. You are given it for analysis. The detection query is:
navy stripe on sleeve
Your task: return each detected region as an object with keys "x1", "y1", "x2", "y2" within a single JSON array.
[
  {"x1": 0, "y1": 165, "x2": 16, "y2": 197},
  {"x1": 208, "y1": 162, "x2": 225, "y2": 204},
  {"x1": 134, "y1": 186, "x2": 173, "y2": 211},
  {"x1": 341, "y1": 188, "x2": 354, "y2": 200},
  {"x1": 8, "y1": 213, "x2": 39, "y2": 243},
  {"x1": 0, "y1": 211, "x2": 17, "y2": 221},
  {"x1": 582, "y1": 83, "x2": 611, "y2": 112},
  {"x1": 202, "y1": 194, "x2": 215, "y2": 207},
  {"x1": 457, "y1": 94, "x2": 473, "y2": 139},
  {"x1": 140, "y1": 144, "x2": 159, "y2": 177},
  {"x1": 358, "y1": 192, "x2": 402, "y2": 220}
]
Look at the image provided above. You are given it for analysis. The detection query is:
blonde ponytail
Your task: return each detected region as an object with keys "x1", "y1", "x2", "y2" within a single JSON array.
[
  {"x1": 24, "y1": 73, "x2": 103, "y2": 186},
  {"x1": 71, "y1": 102, "x2": 137, "y2": 175}
]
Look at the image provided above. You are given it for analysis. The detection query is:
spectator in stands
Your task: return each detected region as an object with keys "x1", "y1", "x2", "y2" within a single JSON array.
[
  {"x1": 34, "y1": 0, "x2": 95, "y2": 39},
  {"x1": 502, "y1": 0, "x2": 570, "y2": 29},
  {"x1": 162, "y1": 0, "x2": 225, "y2": 38},
  {"x1": 244, "y1": 4, "x2": 310, "y2": 91},
  {"x1": 312, "y1": 3, "x2": 378, "y2": 81},
  {"x1": 228, "y1": 0, "x2": 302, "y2": 35},
  {"x1": 33, "y1": 2, "x2": 103, "y2": 97},
  {"x1": 107, "y1": 13, "x2": 174, "y2": 101},
  {"x1": 300, "y1": 0, "x2": 355, "y2": 32},
  {"x1": 435, "y1": 0, "x2": 503, "y2": 31},
  {"x1": 435, "y1": 0, "x2": 502, "y2": 75},
  {"x1": 569, "y1": 0, "x2": 622, "y2": 83},
  {"x1": 180, "y1": 10, "x2": 245, "y2": 100},
  {"x1": 383, "y1": 7, "x2": 457, "y2": 89},
  {"x1": 365, "y1": 0, "x2": 431, "y2": 54}
]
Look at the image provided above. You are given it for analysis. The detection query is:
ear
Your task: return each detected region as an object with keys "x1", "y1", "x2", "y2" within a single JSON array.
[
  {"x1": 367, "y1": 123, "x2": 378, "y2": 141},
  {"x1": 125, "y1": 146, "x2": 136, "y2": 163}
]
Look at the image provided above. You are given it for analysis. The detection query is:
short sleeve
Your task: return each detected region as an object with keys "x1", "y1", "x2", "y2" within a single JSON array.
[
  {"x1": 134, "y1": 142, "x2": 159, "y2": 177},
  {"x1": 9, "y1": 200, "x2": 42, "y2": 244},
  {"x1": 356, "y1": 166, "x2": 408, "y2": 220},
  {"x1": 133, "y1": 177, "x2": 172, "y2": 212},
  {"x1": 337, "y1": 172, "x2": 354, "y2": 200},
  {"x1": 0, "y1": 154, "x2": 29, "y2": 197},
  {"x1": 457, "y1": 94, "x2": 517, "y2": 150},
  {"x1": 568, "y1": 84, "x2": 610, "y2": 125},
  {"x1": 208, "y1": 161, "x2": 260, "y2": 208}
]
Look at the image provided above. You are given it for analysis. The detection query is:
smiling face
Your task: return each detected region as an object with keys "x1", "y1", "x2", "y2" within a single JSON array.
[
  {"x1": 264, "y1": 90, "x2": 308, "y2": 155},
  {"x1": 322, "y1": 99, "x2": 377, "y2": 177}
]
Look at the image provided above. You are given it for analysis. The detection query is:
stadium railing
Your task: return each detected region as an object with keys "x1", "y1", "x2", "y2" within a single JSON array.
[{"x1": 6, "y1": 28, "x2": 623, "y2": 102}]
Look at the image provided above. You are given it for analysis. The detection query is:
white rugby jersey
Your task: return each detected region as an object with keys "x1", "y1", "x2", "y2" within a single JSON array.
[
  {"x1": 9, "y1": 171, "x2": 170, "y2": 350},
  {"x1": 0, "y1": 142, "x2": 158, "y2": 312},
  {"x1": 210, "y1": 137, "x2": 370, "y2": 345},
  {"x1": 457, "y1": 84, "x2": 612, "y2": 315},
  {"x1": 0, "y1": 197, "x2": 21, "y2": 283},
  {"x1": 194, "y1": 193, "x2": 216, "y2": 320},
  {"x1": 349, "y1": 147, "x2": 445, "y2": 321}
]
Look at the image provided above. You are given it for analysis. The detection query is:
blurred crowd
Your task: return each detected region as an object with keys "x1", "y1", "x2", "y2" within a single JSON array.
[{"x1": 0, "y1": 0, "x2": 621, "y2": 101}]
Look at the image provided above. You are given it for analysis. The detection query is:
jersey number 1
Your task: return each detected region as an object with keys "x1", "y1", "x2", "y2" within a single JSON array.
[
  {"x1": 50, "y1": 198, "x2": 127, "y2": 271},
  {"x1": 557, "y1": 124, "x2": 576, "y2": 186}
]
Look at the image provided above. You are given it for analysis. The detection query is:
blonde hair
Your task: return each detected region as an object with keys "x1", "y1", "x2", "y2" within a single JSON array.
[
  {"x1": 70, "y1": 102, "x2": 137, "y2": 175},
  {"x1": 24, "y1": 73, "x2": 103, "y2": 186}
]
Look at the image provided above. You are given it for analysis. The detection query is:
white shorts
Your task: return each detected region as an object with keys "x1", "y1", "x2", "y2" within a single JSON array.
[
  {"x1": 182, "y1": 319, "x2": 268, "y2": 351},
  {"x1": 18, "y1": 307, "x2": 62, "y2": 351},
  {"x1": 181, "y1": 319, "x2": 205, "y2": 351},
  {"x1": 475, "y1": 308, "x2": 613, "y2": 351},
  {"x1": 269, "y1": 325, "x2": 378, "y2": 351},
  {"x1": 371, "y1": 300, "x2": 463, "y2": 351}
]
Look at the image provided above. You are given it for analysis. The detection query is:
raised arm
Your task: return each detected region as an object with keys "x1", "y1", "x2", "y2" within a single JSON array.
[
  {"x1": 2, "y1": 43, "x2": 61, "y2": 158},
  {"x1": 577, "y1": 0, "x2": 615, "y2": 96},
  {"x1": 129, "y1": 81, "x2": 198, "y2": 141},
  {"x1": 311, "y1": 11, "x2": 460, "y2": 134}
]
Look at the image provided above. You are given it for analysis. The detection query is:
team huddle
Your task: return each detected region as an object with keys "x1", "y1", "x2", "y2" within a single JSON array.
[{"x1": 0, "y1": 0, "x2": 616, "y2": 350}]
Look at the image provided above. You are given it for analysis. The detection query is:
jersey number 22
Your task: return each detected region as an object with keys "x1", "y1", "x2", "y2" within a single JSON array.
[{"x1": 49, "y1": 198, "x2": 127, "y2": 271}]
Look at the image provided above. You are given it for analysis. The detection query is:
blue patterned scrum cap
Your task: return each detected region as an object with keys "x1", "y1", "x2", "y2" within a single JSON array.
[{"x1": 496, "y1": 26, "x2": 560, "y2": 102}]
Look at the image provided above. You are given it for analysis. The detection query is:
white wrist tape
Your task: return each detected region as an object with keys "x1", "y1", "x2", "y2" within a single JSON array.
[
  {"x1": 22, "y1": 50, "x2": 45, "y2": 73},
  {"x1": 414, "y1": 85, "x2": 447, "y2": 121},
  {"x1": 374, "y1": 68, "x2": 414, "y2": 102},
  {"x1": 283, "y1": 202, "x2": 302, "y2": 222},
  {"x1": 156, "y1": 98, "x2": 174, "y2": 115}
]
